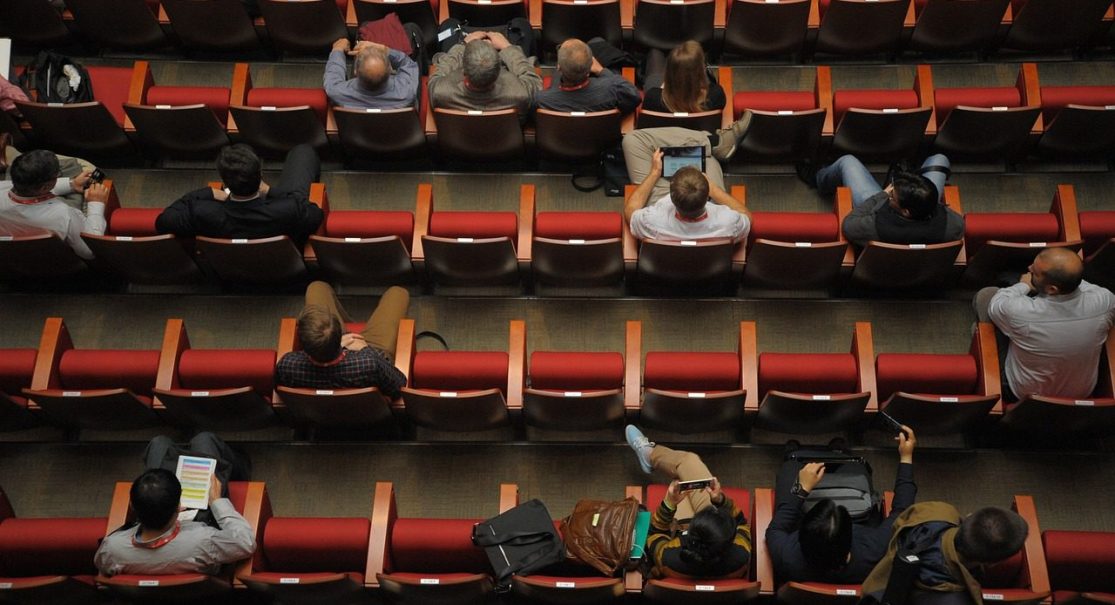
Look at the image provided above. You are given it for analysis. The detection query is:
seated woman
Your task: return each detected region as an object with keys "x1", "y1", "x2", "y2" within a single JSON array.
[
  {"x1": 641, "y1": 41, "x2": 726, "y2": 115},
  {"x1": 626, "y1": 425, "x2": 751, "y2": 578}
]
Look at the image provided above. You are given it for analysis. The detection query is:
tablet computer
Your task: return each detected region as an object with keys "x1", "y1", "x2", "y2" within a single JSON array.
[{"x1": 661, "y1": 146, "x2": 706, "y2": 178}]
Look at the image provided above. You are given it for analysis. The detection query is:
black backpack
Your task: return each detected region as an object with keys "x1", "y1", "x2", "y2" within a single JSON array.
[
  {"x1": 786, "y1": 448, "x2": 881, "y2": 522},
  {"x1": 18, "y1": 51, "x2": 94, "y2": 104},
  {"x1": 471, "y1": 499, "x2": 565, "y2": 591}
]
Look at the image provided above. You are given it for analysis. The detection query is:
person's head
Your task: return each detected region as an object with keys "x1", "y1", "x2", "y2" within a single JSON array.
[
  {"x1": 9, "y1": 150, "x2": 60, "y2": 197},
  {"x1": 679, "y1": 505, "x2": 738, "y2": 573},
  {"x1": 1029, "y1": 247, "x2": 1084, "y2": 295},
  {"x1": 557, "y1": 39, "x2": 593, "y2": 85},
  {"x1": 800, "y1": 499, "x2": 854, "y2": 571},
  {"x1": 297, "y1": 305, "x2": 343, "y2": 363},
  {"x1": 463, "y1": 40, "x2": 501, "y2": 92},
  {"x1": 662, "y1": 40, "x2": 709, "y2": 114},
  {"x1": 216, "y1": 144, "x2": 263, "y2": 197},
  {"x1": 355, "y1": 44, "x2": 391, "y2": 90},
  {"x1": 955, "y1": 507, "x2": 1029, "y2": 565},
  {"x1": 889, "y1": 170, "x2": 939, "y2": 221},
  {"x1": 668, "y1": 166, "x2": 710, "y2": 219},
  {"x1": 130, "y1": 469, "x2": 182, "y2": 530}
]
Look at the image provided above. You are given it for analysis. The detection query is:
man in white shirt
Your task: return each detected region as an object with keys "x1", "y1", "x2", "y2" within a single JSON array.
[
  {"x1": 0, "y1": 149, "x2": 107, "y2": 260},
  {"x1": 974, "y1": 247, "x2": 1115, "y2": 401}
]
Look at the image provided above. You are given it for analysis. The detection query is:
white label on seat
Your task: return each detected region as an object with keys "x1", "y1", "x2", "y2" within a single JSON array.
[
  {"x1": 62, "y1": 391, "x2": 81, "y2": 397},
  {"x1": 673, "y1": 112, "x2": 689, "y2": 116},
  {"x1": 156, "y1": 104, "x2": 172, "y2": 109},
  {"x1": 909, "y1": 244, "x2": 926, "y2": 249},
  {"x1": 468, "y1": 110, "x2": 484, "y2": 116},
  {"x1": 191, "y1": 391, "x2": 210, "y2": 397},
  {"x1": 421, "y1": 578, "x2": 440, "y2": 584},
  {"x1": 280, "y1": 578, "x2": 300, "y2": 584},
  {"x1": 837, "y1": 589, "x2": 858, "y2": 596},
  {"x1": 983, "y1": 594, "x2": 1004, "y2": 601},
  {"x1": 575, "y1": 0, "x2": 588, "y2": 3},
  {"x1": 117, "y1": 236, "x2": 133, "y2": 241},
  {"x1": 565, "y1": 391, "x2": 583, "y2": 397},
  {"x1": 571, "y1": 111, "x2": 586, "y2": 116},
  {"x1": 695, "y1": 585, "x2": 715, "y2": 591},
  {"x1": 479, "y1": 0, "x2": 492, "y2": 4},
  {"x1": 0, "y1": 236, "x2": 11, "y2": 241},
  {"x1": 766, "y1": 0, "x2": 780, "y2": 3},
  {"x1": 49, "y1": 102, "x2": 63, "y2": 107},
  {"x1": 778, "y1": 110, "x2": 793, "y2": 115},
  {"x1": 440, "y1": 392, "x2": 458, "y2": 397},
  {"x1": 316, "y1": 390, "x2": 334, "y2": 395},
  {"x1": 1028, "y1": 242, "x2": 1046, "y2": 247},
  {"x1": 940, "y1": 396, "x2": 959, "y2": 402},
  {"x1": 680, "y1": 240, "x2": 697, "y2": 246},
  {"x1": 795, "y1": 242, "x2": 812, "y2": 247},
  {"x1": 262, "y1": 106, "x2": 277, "y2": 111},
  {"x1": 344, "y1": 237, "x2": 361, "y2": 242},
  {"x1": 366, "y1": 108, "x2": 382, "y2": 113},
  {"x1": 232, "y1": 238, "x2": 248, "y2": 243},
  {"x1": 556, "y1": 582, "x2": 576, "y2": 588},
  {"x1": 569, "y1": 239, "x2": 585, "y2": 244},
  {"x1": 883, "y1": 108, "x2": 899, "y2": 113},
  {"x1": 688, "y1": 392, "x2": 707, "y2": 398},
  {"x1": 992, "y1": 106, "x2": 1008, "y2": 111},
  {"x1": 139, "y1": 580, "x2": 160, "y2": 586},
  {"x1": 385, "y1": 0, "x2": 397, "y2": 3},
  {"x1": 438, "y1": 29, "x2": 453, "y2": 42},
  {"x1": 457, "y1": 237, "x2": 474, "y2": 243},
  {"x1": 0, "y1": 583, "x2": 11, "y2": 589},
  {"x1": 812, "y1": 394, "x2": 831, "y2": 400},
  {"x1": 1075, "y1": 400, "x2": 1095, "y2": 406},
  {"x1": 1106, "y1": 105, "x2": 1115, "y2": 110}
]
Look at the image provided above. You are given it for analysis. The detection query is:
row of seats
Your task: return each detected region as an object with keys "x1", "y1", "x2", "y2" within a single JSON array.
[
  {"x1": 8, "y1": 59, "x2": 1115, "y2": 166},
  {"x1": 3, "y1": 481, "x2": 1107, "y2": 605},
  {"x1": 2, "y1": 0, "x2": 1113, "y2": 60},
  {"x1": 3, "y1": 315, "x2": 1113, "y2": 439},
  {"x1": 6, "y1": 179, "x2": 1114, "y2": 297}
]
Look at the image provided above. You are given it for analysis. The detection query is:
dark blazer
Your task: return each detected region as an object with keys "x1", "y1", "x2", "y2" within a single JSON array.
[{"x1": 155, "y1": 188, "x2": 324, "y2": 246}]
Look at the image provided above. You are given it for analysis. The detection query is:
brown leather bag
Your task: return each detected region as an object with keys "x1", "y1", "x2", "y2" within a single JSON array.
[{"x1": 560, "y1": 497, "x2": 640, "y2": 576}]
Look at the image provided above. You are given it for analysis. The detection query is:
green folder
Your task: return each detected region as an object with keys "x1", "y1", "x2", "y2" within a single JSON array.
[{"x1": 630, "y1": 510, "x2": 652, "y2": 559}]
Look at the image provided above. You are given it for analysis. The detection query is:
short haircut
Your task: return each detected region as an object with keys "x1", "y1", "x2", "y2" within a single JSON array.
[
  {"x1": 462, "y1": 40, "x2": 501, "y2": 91},
  {"x1": 892, "y1": 171, "x2": 939, "y2": 221},
  {"x1": 955, "y1": 507, "x2": 1029, "y2": 564},
  {"x1": 669, "y1": 166, "x2": 710, "y2": 218},
  {"x1": 130, "y1": 469, "x2": 182, "y2": 530},
  {"x1": 679, "y1": 505, "x2": 738, "y2": 572},
  {"x1": 800, "y1": 499, "x2": 854, "y2": 571},
  {"x1": 355, "y1": 45, "x2": 391, "y2": 90},
  {"x1": 557, "y1": 39, "x2": 592, "y2": 85},
  {"x1": 1038, "y1": 248, "x2": 1084, "y2": 294},
  {"x1": 9, "y1": 150, "x2": 60, "y2": 197},
  {"x1": 216, "y1": 144, "x2": 263, "y2": 196},
  {"x1": 297, "y1": 305, "x2": 343, "y2": 363}
]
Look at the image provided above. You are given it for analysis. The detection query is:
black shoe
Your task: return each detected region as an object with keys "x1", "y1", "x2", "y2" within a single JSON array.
[{"x1": 795, "y1": 160, "x2": 818, "y2": 189}]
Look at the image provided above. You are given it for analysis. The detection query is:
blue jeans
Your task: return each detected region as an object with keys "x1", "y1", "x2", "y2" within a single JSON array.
[{"x1": 816, "y1": 154, "x2": 950, "y2": 207}]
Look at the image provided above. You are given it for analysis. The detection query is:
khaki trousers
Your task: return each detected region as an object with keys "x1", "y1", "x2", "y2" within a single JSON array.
[
  {"x1": 649, "y1": 445, "x2": 715, "y2": 520},
  {"x1": 303, "y1": 281, "x2": 410, "y2": 359}
]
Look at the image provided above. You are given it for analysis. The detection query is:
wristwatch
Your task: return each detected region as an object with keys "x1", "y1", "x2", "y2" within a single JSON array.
[{"x1": 790, "y1": 481, "x2": 810, "y2": 499}]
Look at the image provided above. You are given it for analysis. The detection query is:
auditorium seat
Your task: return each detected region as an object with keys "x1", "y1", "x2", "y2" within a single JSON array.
[
  {"x1": 229, "y1": 63, "x2": 330, "y2": 158},
  {"x1": 1080, "y1": 210, "x2": 1115, "y2": 290},
  {"x1": 527, "y1": 186, "x2": 631, "y2": 290},
  {"x1": 1032, "y1": 84, "x2": 1115, "y2": 158},
  {"x1": 153, "y1": 318, "x2": 280, "y2": 431},
  {"x1": 196, "y1": 235, "x2": 310, "y2": 286},
  {"x1": 352, "y1": 0, "x2": 439, "y2": 48},
  {"x1": 535, "y1": 0, "x2": 623, "y2": 57},
  {"x1": 875, "y1": 322, "x2": 1001, "y2": 435},
  {"x1": 753, "y1": 322, "x2": 875, "y2": 434},
  {"x1": 822, "y1": 65, "x2": 933, "y2": 160},
  {"x1": 741, "y1": 185, "x2": 849, "y2": 291},
  {"x1": 441, "y1": 0, "x2": 527, "y2": 26},
  {"x1": 721, "y1": 0, "x2": 811, "y2": 59},
  {"x1": 976, "y1": 495, "x2": 1051, "y2": 605},
  {"x1": 961, "y1": 184, "x2": 1083, "y2": 286},
  {"x1": 0, "y1": 486, "x2": 108, "y2": 604},
  {"x1": 22, "y1": 317, "x2": 163, "y2": 431},
  {"x1": 535, "y1": 109, "x2": 625, "y2": 164},
  {"x1": 430, "y1": 107, "x2": 525, "y2": 162},
  {"x1": 730, "y1": 67, "x2": 828, "y2": 162},
  {"x1": 906, "y1": 0, "x2": 1010, "y2": 54},
  {"x1": 636, "y1": 66, "x2": 734, "y2": 133},
  {"x1": 631, "y1": 0, "x2": 717, "y2": 51},
  {"x1": 370, "y1": 481, "x2": 496, "y2": 603},
  {"x1": 0, "y1": 233, "x2": 89, "y2": 281},
  {"x1": 1043, "y1": 530, "x2": 1115, "y2": 605},
  {"x1": 123, "y1": 60, "x2": 233, "y2": 160},
  {"x1": 0, "y1": 0, "x2": 72, "y2": 48},
  {"x1": 161, "y1": 0, "x2": 263, "y2": 53},
  {"x1": 332, "y1": 80, "x2": 430, "y2": 161},
  {"x1": 999, "y1": 0, "x2": 1112, "y2": 52},
  {"x1": 413, "y1": 183, "x2": 527, "y2": 290},
  {"x1": 259, "y1": 0, "x2": 348, "y2": 54},
  {"x1": 0, "y1": 347, "x2": 38, "y2": 431},
  {"x1": 97, "y1": 480, "x2": 266, "y2": 602},
  {"x1": 812, "y1": 0, "x2": 913, "y2": 57},
  {"x1": 628, "y1": 320, "x2": 755, "y2": 437},
  {"x1": 64, "y1": 0, "x2": 170, "y2": 50},
  {"x1": 396, "y1": 318, "x2": 525, "y2": 432},
  {"x1": 307, "y1": 184, "x2": 416, "y2": 287}
]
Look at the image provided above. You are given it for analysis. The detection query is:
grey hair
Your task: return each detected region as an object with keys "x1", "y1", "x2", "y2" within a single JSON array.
[
  {"x1": 462, "y1": 40, "x2": 500, "y2": 90},
  {"x1": 355, "y1": 45, "x2": 391, "y2": 89},
  {"x1": 557, "y1": 39, "x2": 592, "y2": 84}
]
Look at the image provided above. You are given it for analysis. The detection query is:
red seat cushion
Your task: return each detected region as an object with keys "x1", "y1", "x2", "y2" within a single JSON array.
[
  {"x1": 0, "y1": 349, "x2": 36, "y2": 396},
  {"x1": 1040, "y1": 86, "x2": 1115, "y2": 122},
  {"x1": 86, "y1": 66, "x2": 135, "y2": 127},
  {"x1": 428, "y1": 212, "x2": 517, "y2": 240},
  {"x1": 324, "y1": 211, "x2": 414, "y2": 241},
  {"x1": 261, "y1": 517, "x2": 370, "y2": 573},
  {"x1": 1079, "y1": 211, "x2": 1115, "y2": 256},
  {"x1": 108, "y1": 208, "x2": 162, "y2": 237},
  {"x1": 749, "y1": 212, "x2": 839, "y2": 243},
  {"x1": 534, "y1": 212, "x2": 621, "y2": 241},
  {"x1": 1043, "y1": 530, "x2": 1115, "y2": 593},
  {"x1": 758, "y1": 353, "x2": 858, "y2": 397},
  {"x1": 733, "y1": 91, "x2": 817, "y2": 119},
  {"x1": 0, "y1": 517, "x2": 107, "y2": 577},
  {"x1": 833, "y1": 89, "x2": 920, "y2": 126},
  {"x1": 963, "y1": 213, "x2": 1061, "y2": 255},
  {"x1": 177, "y1": 349, "x2": 277, "y2": 398},
  {"x1": 246, "y1": 87, "x2": 329, "y2": 124},
  {"x1": 411, "y1": 351, "x2": 508, "y2": 391},
  {"x1": 643, "y1": 352, "x2": 741, "y2": 391},
  {"x1": 981, "y1": 549, "x2": 1026, "y2": 588},
  {"x1": 389, "y1": 518, "x2": 489, "y2": 573},
  {"x1": 58, "y1": 350, "x2": 160, "y2": 395},
  {"x1": 875, "y1": 353, "x2": 978, "y2": 401},
  {"x1": 934, "y1": 87, "x2": 1022, "y2": 123},
  {"x1": 146, "y1": 86, "x2": 232, "y2": 124},
  {"x1": 529, "y1": 352, "x2": 624, "y2": 390}
]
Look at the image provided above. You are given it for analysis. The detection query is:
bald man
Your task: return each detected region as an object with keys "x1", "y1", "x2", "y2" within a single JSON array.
[
  {"x1": 534, "y1": 38, "x2": 639, "y2": 114},
  {"x1": 324, "y1": 38, "x2": 419, "y2": 109},
  {"x1": 974, "y1": 247, "x2": 1115, "y2": 401}
]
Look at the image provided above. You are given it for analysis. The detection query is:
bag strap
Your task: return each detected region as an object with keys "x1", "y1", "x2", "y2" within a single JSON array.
[
  {"x1": 415, "y1": 330, "x2": 449, "y2": 350},
  {"x1": 571, "y1": 171, "x2": 604, "y2": 193},
  {"x1": 473, "y1": 526, "x2": 555, "y2": 547}
]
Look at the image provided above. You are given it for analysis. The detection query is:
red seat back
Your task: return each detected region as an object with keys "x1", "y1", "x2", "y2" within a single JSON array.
[
  {"x1": 934, "y1": 87, "x2": 1022, "y2": 123},
  {"x1": 0, "y1": 517, "x2": 107, "y2": 577},
  {"x1": 833, "y1": 90, "x2": 920, "y2": 125},
  {"x1": 410, "y1": 351, "x2": 509, "y2": 392},
  {"x1": 108, "y1": 208, "x2": 162, "y2": 237},
  {"x1": 534, "y1": 212, "x2": 621, "y2": 241},
  {"x1": 1040, "y1": 85, "x2": 1115, "y2": 122},
  {"x1": 261, "y1": 517, "x2": 370, "y2": 573},
  {"x1": 875, "y1": 354, "x2": 978, "y2": 401},
  {"x1": 324, "y1": 211, "x2": 415, "y2": 241},
  {"x1": 643, "y1": 352, "x2": 741, "y2": 391},
  {"x1": 388, "y1": 518, "x2": 489, "y2": 573},
  {"x1": 733, "y1": 91, "x2": 817, "y2": 119},
  {"x1": 146, "y1": 86, "x2": 232, "y2": 124},
  {"x1": 529, "y1": 352, "x2": 624, "y2": 390},
  {"x1": 428, "y1": 212, "x2": 518, "y2": 240},
  {"x1": 758, "y1": 353, "x2": 858, "y2": 397},
  {"x1": 58, "y1": 350, "x2": 160, "y2": 395},
  {"x1": 1043, "y1": 530, "x2": 1115, "y2": 594},
  {"x1": 749, "y1": 212, "x2": 839, "y2": 243},
  {"x1": 246, "y1": 88, "x2": 329, "y2": 123},
  {"x1": 963, "y1": 213, "x2": 1061, "y2": 255},
  {"x1": 0, "y1": 349, "x2": 36, "y2": 396},
  {"x1": 177, "y1": 349, "x2": 277, "y2": 398},
  {"x1": 1079, "y1": 211, "x2": 1115, "y2": 256}
]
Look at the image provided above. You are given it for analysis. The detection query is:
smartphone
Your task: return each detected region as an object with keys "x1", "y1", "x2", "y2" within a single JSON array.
[
  {"x1": 88, "y1": 168, "x2": 105, "y2": 184},
  {"x1": 878, "y1": 410, "x2": 907, "y2": 437},
  {"x1": 677, "y1": 478, "x2": 714, "y2": 492}
]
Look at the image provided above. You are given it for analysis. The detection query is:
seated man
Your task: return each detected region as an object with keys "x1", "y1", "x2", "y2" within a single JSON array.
[
  {"x1": 801, "y1": 154, "x2": 963, "y2": 248},
  {"x1": 275, "y1": 281, "x2": 410, "y2": 399},
  {"x1": 324, "y1": 38, "x2": 419, "y2": 109},
  {"x1": 0, "y1": 149, "x2": 107, "y2": 260},
  {"x1": 155, "y1": 144, "x2": 324, "y2": 246},
  {"x1": 862, "y1": 503, "x2": 1029, "y2": 605},
  {"x1": 534, "y1": 38, "x2": 639, "y2": 114},
  {"x1": 626, "y1": 425, "x2": 751, "y2": 579},
  {"x1": 428, "y1": 31, "x2": 542, "y2": 121},
  {"x1": 767, "y1": 427, "x2": 918, "y2": 584},
  {"x1": 974, "y1": 247, "x2": 1115, "y2": 402},
  {"x1": 623, "y1": 134, "x2": 751, "y2": 242}
]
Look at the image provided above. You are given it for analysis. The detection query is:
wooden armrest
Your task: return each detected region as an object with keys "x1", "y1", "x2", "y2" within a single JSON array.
[
  {"x1": 277, "y1": 318, "x2": 298, "y2": 359},
  {"x1": 517, "y1": 184, "x2": 534, "y2": 263},
  {"x1": 852, "y1": 322, "x2": 877, "y2": 413},
  {"x1": 1018, "y1": 63, "x2": 1044, "y2": 134},
  {"x1": 807, "y1": 0, "x2": 820, "y2": 28},
  {"x1": 973, "y1": 322, "x2": 1002, "y2": 413},
  {"x1": 1051, "y1": 184, "x2": 1081, "y2": 243},
  {"x1": 624, "y1": 320, "x2": 642, "y2": 414},
  {"x1": 902, "y1": 0, "x2": 915, "y2": 27},
  {"x1": 125, "y1": 61, "x2": 154, "y2": 132},
  {"x1": 529, "y1": 0, "x2": 542, "y2": 28},
  {"x1": 346, "y1": 0, "x2": 358, "y2": 25},
  {"x1": 914, "y1": 64, "x2": 936, "y2": 136},
  {"x1": 835, "y1": 188, "x2": 855, "y2": 267},
  {"x1": 499, "y1": 483, "x2": 519, "y2": 513},
  {"x1": 439, "y1": 0, "x2": 450, "y2": 23},
  {"x1": 740, "y1": 321, "x2": 759, "y2": 415},
  {"x1": 754, "y1": 488, "x2": 775, "y2": 595},
  {"x1": 624, "y1": 485, "x2": 644, "y2": 593},
  {"x1": 101, "y1": 179, "x2": 122, "y2": 217},
  {"x1": 507, "y1": 320, "x2": 526, "y2": 411},
  {"x1": 816, "y1": 66, "x2": 833, "y2": 136},
  {"x1": 234, "y1": 482, "x2": 268, "y2": 587},
  {"x1": 412, "y1": 183, "x2": 433, "y2": 261},
  {"x1": 156, "y1": 319, "x2": 189, "y2": 391},
  {"x1": 621, "y1": 0, "x2": 634, "y2": 28},
  {"x1": 106, "y1": 481, "x2": 133, "y2": 534},
  {"x1": 714, "y1": 0, "x2": 726, "y2": 28},
  {"x1": 367, "y1": 482, "x2": 396, "y2": 587},
  {"x1": 1013, "y1": 495, "x2": 1051, "y2": 596},
  {"x1": 394, "y1": 319, "x2": 416, "y2": 381},
  {"x1": 719, "y1": 66, "x2": 734, "y2": 128},
  {"x1": 31, "y1": 318, "x2": 71, "y2": 391},
  {"x1": 228, "y1": 63, "x2": 251, "y2": 134}
]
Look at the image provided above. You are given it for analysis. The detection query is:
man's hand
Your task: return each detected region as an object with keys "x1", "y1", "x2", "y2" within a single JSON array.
[
  {"x1": 84, "y1": 182, "x2": 109, "y2": 204},
  {"x1": 341, "y1": 332, "x2": 369, "y2": 351},
  {"x1": 706, "y1": 476, "x2": 724, "y2": 505},
  {"x1": 1019, "y1": 272, "x2": 1035, "y2": 292},
  {"x1": 464, "y1": 31, "x2": 488, "y2": 43},
  {"x1": 485, "y1": 31, "x2": 511, "y2": 50},
  {"x1": 649, "y1": 148, "x2": 664, "y2": 179},
  {"x1": 351, "y1": 40, "x2": 385, "y2": 55},
  {"x1": 590, "y1": 57, "x2": 604, "y2": 76},
  {"x1": 332, "y1": 37, "x2": 351, "y2": 53},
  {"x1": 258, "y1": 181, "x2": 270, "y2": 197},
  {"x1": 208, "y1": 473, "x2": 223, "y2": 505},
  {"x1": 798, "y1": 462, "x2": 825, "y2": 493},
  {"x1": 665, "y1": 480, "x2": 685, "y2": 507},
  {"x1": 70, "y1": 169, "x2": 92, "y2": 193},
  {"x1": 898, "y1": 425, "x2": 916, "y2": 464}
]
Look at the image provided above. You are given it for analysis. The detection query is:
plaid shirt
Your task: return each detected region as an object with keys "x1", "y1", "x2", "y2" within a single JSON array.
[{"x1": 275, "y1": 349, "x2": 407, "y2": 399}]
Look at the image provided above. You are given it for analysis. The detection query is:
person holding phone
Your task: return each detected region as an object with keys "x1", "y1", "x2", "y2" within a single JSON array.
[{"x1": 626, "y1": 425, "x2": 752, "y2": 579}]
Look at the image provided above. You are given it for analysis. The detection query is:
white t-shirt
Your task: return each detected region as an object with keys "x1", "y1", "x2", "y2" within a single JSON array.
[
  {"x1": 0, "y1": 180, "x2": 105, "y2": 259},
  {"x1": 629, "y1": 194, "x2": 750, "y2": 242}
]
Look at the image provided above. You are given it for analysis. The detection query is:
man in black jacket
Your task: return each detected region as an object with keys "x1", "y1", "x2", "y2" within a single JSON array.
[{"x1": 155, "y1": 144, "x2": 323, "y2": 245}]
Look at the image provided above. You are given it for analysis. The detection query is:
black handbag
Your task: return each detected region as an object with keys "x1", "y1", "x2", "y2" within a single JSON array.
[{"x1": 471, "y1": 499, "x2": 565, "y2": 591}]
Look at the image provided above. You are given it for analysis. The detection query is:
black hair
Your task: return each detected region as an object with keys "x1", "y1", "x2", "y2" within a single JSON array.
[
  {"x1": 800, "y1": 499, "x2": 853, "y2": 571},
  {"x1": 9, "y1": 150, "x2": 60, "y2": 197},
  {"x1": 679, "y1": 505, "x2": 737, "y2": 572},
  {"x1": 891, "y1": 170, "x2": 938, "y2": 221},
  {"x1": 216, "y1": 144, "x2": 262, "y2": 196},
  {"x1": 130, "y1": 468, "x2": 182, "y2": 530},
  {"x1": 955, "y1": 507, "x2": 1028, "y2": 564}
]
